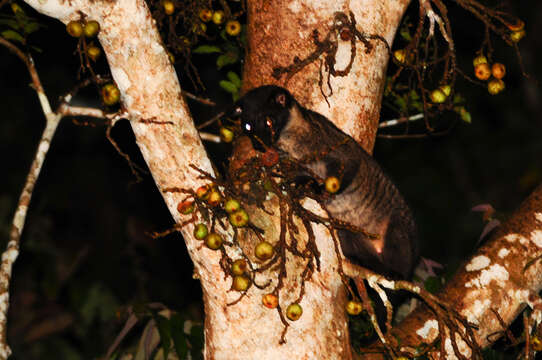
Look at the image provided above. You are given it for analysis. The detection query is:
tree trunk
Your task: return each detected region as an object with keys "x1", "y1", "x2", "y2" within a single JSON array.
[{"x1": 19, "y1": 0, "x2": 542, "y2": 359}]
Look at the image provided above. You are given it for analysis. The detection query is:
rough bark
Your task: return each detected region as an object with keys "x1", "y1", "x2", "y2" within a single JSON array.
[
  {"x1": 19, "y1": 0, "x2": 412, "y2": 359},
  {"x1": 18, "y1": 0, "x2": 542, "y2": 359},
  {"x1": 361, "y1": 184, "x2": 542, "y2": 359},
  {"x1": 243, "y1": 0, "x2": 410, "y2": 153}
]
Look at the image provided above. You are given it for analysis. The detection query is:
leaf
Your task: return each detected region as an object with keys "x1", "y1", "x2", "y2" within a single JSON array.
[
  {"x1": 423, "y1": 276, "x2": 442, "y2": 294},
  {"x1": 170, "y1": 314, "x2": 188, "y2": 359},
  {"x1": 155, "y1": 315, "x2": 172, "y2": 360},
  {"x1": 0, "y1": 18, "x2": 20, "y2": 30},
  {"x1": 219, "y1": 28, "x2": 228, "y2": 41},
  {"x1": 79, "y1": 283, "x2": 119, "y2": 326},
  {"x1": 454, "y1": 106, "x2": 471, "y2": 123},
  {"x1": 1, "y1": 29, "x2": 24, "y2": 43},
  {"x1": 219, "y1": 80, "x2": 238, "y2": 94},
  {"x1": 216, "y1": 53, "x2": 238, "y2": 69},
  {"x1": 394, "y1": 95, "x2": 407, "y2": 112},
  {"x1": 189, "y1": 325, "x2": 204, "y2": 360},
  {"x1": 192, "y1": 45, "x2": 221, "y2": 54},
  {"x1": 226, "y1": 71, "x2": 241, "y2": 88},
  {"x1": 400, "y1": 28, "x2": 411, "y2": 41},
  {"x1": 23, "y1": 21, "x2": 41, "y2": 35}
]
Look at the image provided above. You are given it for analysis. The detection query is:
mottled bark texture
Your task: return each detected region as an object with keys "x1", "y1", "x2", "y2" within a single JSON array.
[
  {"x1": 18, "y1": 0, "x2": 411, "y2": 358},
  {"x1": 362, "y1": 185, "x2": 542, "y2": 359},
  {"x1": 243, "y1": 0, "x2": 411, "y2": 153},
  {"x1": 20, "y1": 0, "x2": 542, "y2": 359}
]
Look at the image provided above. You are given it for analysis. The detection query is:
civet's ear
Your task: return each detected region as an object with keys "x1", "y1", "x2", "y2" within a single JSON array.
[
  {"x1": 232, "y1": 105, "x2": 242, "y2": 116},
  {"x1": 275, "y1": 92, "x2": 287, "y2": 107}
]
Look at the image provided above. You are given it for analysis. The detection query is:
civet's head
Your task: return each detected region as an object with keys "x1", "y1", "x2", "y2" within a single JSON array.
[{"x1": 228, "y1": 85, "x2": 295, "y2": 151}]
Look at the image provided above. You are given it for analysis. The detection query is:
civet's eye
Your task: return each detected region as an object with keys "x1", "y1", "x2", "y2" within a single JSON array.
[
  {"x1": 266, "y1": 117, "x2": 273, "y2": 127},
  {"x1": 244, "y1": 123, "x2": 252, "y2": 132},
  {"x1": 234, "y1": 106, "x2": 242, "y2": 115}
]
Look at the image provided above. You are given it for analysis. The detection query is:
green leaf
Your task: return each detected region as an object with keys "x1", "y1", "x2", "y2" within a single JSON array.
[
  {"x1": 226, "y1": 71, "x2": 241, "y2": 88},
  {"x1": 23, "y1": 21, "x2": 41, "y2": 35},
  {"x1": 189, "y1": 325, "x2": 204, "y2": 360},
  {"x1": 0, "y1": 18, "x2": 20, "y2": 30},
  {"x1": 216, "y1": 53, "x2": 238, "y2": 69},
  {"x1": 219, "y1": 28, "x2": 228, "y2": 41},
  {"x1": 79, "y1": 283, "x2": 119, "y2": 325},
  {"x1": 400, "y1": 28, "x2": 411, "y2": 41},
  {"x1": 424, "y1": 276, "x2": 442, "y2": 294},
  {"x1": 193, "y1": 45, "x2": 221, "y2": 54},
  {"x1": 460, "y1": 111, "x2": 471, "y2": 123},
  {"x1": 394, "y1": 95, "x2": 407, "y2": 112},
  {"x1": 170, "y1": 314, "x2": 188, "y2": 359},
  {"x1": 155, "y1": 315, "x2": 172, "y2": 360},
  {"x1": 219, "y1": 80, "x2": 238, "y2": 94},
  {"x1": 1, "y1": 29, "x2": 24, "y2": 43}
]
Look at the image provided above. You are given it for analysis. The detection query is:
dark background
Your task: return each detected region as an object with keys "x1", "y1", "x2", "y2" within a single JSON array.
[{"x1": 1, "y1": 1, "x2": 541, "y2": 358}]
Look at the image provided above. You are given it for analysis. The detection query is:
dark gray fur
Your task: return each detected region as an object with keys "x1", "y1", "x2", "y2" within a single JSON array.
[{"x1": 229, "y1": 85, "x2": 418, "y2": 279}]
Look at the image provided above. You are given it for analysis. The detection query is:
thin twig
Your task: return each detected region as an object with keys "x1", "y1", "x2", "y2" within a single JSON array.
[
  {"x1": 181, "y1": 90, "x2": 216, "y2": 106},
  {"x1": 378, "y1": 113, "x2": 424, "y2": 128},
  {"x1": 199, "y1": 132, "x2": 221, "y2": 143},
  {"x1": 0, "y1": 42, "x2": 62, "y2": 359}
]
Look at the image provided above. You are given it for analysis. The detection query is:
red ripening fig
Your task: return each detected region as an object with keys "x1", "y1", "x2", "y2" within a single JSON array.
[
  {"x1": 193, "y1": 223, "x2": 208, "y2": 240},
  {"x1": 205, "y1": 232, "x2": 223, "y2": 250},
  {"x1": 491, "y1": 63, "x2": 506, "y2": 79},
  {"x1": 229, "y1": 209, "x2": 249, "y2": 227},
  {"x1": 262, "y1": 293, "x2": 279, "y2": 309},
  {"x1": 325, "y1": 176, "x2": 341, "y2": 193},
  {"x1": 231, "y1": 259, "x2": 247, "y2": 275},
  {"x1": 232, "y1": 275, "x2": 251, "y2": 291},
  {"x1": 487, "y1": 79, "x2": 505, "y2": 95},
  {"x1": 255, "y1": 241, "x2": 274, "y2": 260},
  {"x1": 177, "y1": 200, "x2": 194, "y2": 215},
  {"x1": 506, "y1": 19, "x2": 524, "y2": 32},
  {"x1": 196, "y1": 184, "x2": 211, "y2": 200},
  {"x1": 226, "y1": 20, "x2": 241, "y2": 36},
  {"x1": 199, "y1": 9, "x2": 212, "y2": 22},
  {"x1": 345, "y1": 300, "x2": 363, "y2": 315},
  {"x1": 207, "y1": 190, "x2": 222, "y2": 207},
  {"x1": 286, "y1": 303, "x2": 303, "y2": 321},
  {"x1": 163, "y1": 0, "x2": 174, "y2": 15},
  {"x1": 66, "y1": 20, "x2": 83, "y2": 37},
  {"x1": 474, "y1": 63, "x2": 491, "y2": 81},
  {"x1": 224, "y1": 198, "x2": 241, "y2": 214},
  {"x1": 261, "y1": 148, "x2": 279, "y2": 167}
]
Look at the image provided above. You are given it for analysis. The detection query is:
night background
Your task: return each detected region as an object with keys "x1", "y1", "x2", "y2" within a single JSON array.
[{"x1": 1, "y1": 0, "x2": 541, "y2": 358}]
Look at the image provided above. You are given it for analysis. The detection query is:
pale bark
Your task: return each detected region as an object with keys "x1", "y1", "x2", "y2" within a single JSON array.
[
  {"x1": 15, "y1": 0, "x2": 542, "y2": 359},
  {"x1": 360, "y1": 184, "x2": 542, "y2": 359},
  {"x1": 19, "y1": 0, "x2": 414, "y2": 358}
]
